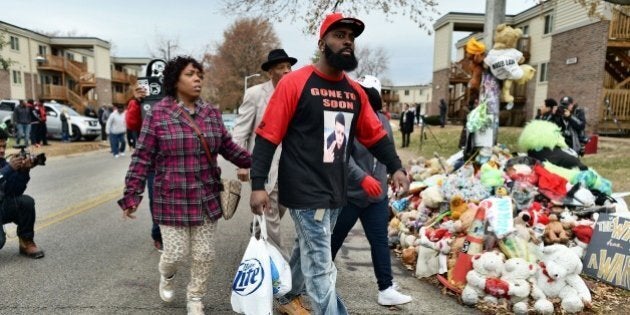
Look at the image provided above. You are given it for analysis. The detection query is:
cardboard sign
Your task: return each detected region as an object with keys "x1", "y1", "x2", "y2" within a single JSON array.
[
  {"x1": 483, "y1": 197, "x2": 514, "y2": 238},
  {"x1": 582, "y1": 213, "x2": 629, "y2": 290}
]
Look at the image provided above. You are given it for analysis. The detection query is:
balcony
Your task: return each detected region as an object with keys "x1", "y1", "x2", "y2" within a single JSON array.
[
  {"x1": 112, "y1": 70, "x2": 133, "y2": 83},
  {"x1": 600, "y1": 88, "x2": 630, "y2": 131},
  {"x1": 382, "y1": 92, "x2": 399, "y2": 103},
  {"x1": 113, "y1": 92, "x2": 130, "y2": 105},
  {"x1": 40, "y1": 84, "x2": 68, "y2": 101},
  {"x1": 609, "y1": 8, "x2": 630, "y2": 43}
]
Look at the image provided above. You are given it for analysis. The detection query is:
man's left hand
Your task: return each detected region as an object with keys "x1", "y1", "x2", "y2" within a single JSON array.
[{"x1": 391, "y1": 170, "x2": 410, "y2": 196}]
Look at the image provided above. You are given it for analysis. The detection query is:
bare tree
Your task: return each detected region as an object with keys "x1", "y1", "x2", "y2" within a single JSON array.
[
  {"x1": 146, "y1": 33, "x2": 181, "y2": 61},
  {"x1": 220, "y1": 0, "x2": 439, "y2": 35},
  {"x1": 351, "y1": 45, "x2": 389, "y2": 78},
  {"x1": 0, "y1": 32, "x2": 13, "y2": 70},
  {"x1": 203, "y1": 17, "x2": 280, "y2": 111}
]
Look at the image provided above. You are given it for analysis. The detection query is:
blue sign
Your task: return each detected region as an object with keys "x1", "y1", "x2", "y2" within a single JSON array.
[{"x1": 232, "y1": 258, "x2": 265, "y2": 296}]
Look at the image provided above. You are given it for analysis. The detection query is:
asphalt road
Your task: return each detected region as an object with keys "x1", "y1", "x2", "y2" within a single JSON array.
[{"x1": 0, "y1": 149, "x2": 474, "y2": 314}]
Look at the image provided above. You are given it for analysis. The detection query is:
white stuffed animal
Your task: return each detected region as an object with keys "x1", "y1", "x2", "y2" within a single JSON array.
[
  {"x1": 531, "y1": 244, "x2": 592, "y2": 314},
  {"x1": 501, "y1": 258, "x2": 537, "y2": 314},
  {"x1": 416, "y1": 227, "x2": 451, "y2": 275},
  {"x1": 461, "y1": 251, "x2": 505, "y2": 305}
]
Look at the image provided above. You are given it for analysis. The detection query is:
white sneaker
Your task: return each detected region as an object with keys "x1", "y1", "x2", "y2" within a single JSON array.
[
  {"x1": 378, "y1": 286, "x2": 412, "y2": 306},
  {"x1": 114, "y1": 154, "x2": 119, "y2": 158},
  {"x1": 159, "y1": 275, "x2": 175, "y2": 302},
  {"x1": 187, "y1": 298, "x2": 205, "y2": 315},
  {"x1": 120, "y1": 152, "x2": 125, "y2": 156}
]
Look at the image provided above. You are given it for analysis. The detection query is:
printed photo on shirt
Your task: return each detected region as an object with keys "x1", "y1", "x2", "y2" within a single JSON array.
[{"x1": 323, "y1": 111, "x2": 353, "y2": 164}]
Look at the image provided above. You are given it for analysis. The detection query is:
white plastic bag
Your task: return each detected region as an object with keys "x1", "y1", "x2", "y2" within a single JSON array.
[
  {"x1": 231, "y1": 216, "x2": 273, "y2": 315},
  {"x1": 267, "y1": 240, "x2": 292, "y2": 297}
]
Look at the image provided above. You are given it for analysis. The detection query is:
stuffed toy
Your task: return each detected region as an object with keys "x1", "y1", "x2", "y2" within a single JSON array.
[
  {"x1": 500, "y1": 258, "x2": 537, "y2": 315},
  {"x1": 449, "y1": 195, "x2": 468, "y2": 220},
  {"x1": 518, "y1": 120, "x2": 588, "y2": 170},
  {"x1": 415, "y1": 229, "x2": 440, "y2": 278},
  {"x1": 401, "y1": 246, "x2": 418, "y2": 266},
  {"x1": 531, "y1": 244, "x2": 592, "y2": 314},
  {"x1": 543, "y1": 214, "x2": 570, "y2": 245},
  {"x1": 420, "y1": 185, "x2": 444, "y2": 209},
  {"x1": 480, "y1": 161, "x2": 505, "y2": 189},
  {"x1": 447, "y1": 205, "x2": 477, "y2": 274},
  {"x1": 417, "y1": 227, "x2": 452, "y2": 275},
  {"x1": 461, "y1": 251, "x2": 506, "y2": 305},
  {"x1": 388, "y1": 217, "x2": 401, "y2": 247},
  {"x1": 483, "y1": 24, "x2": 536, "y2": 104},
  {"x1": 465, "y1": 37, "x2": 486, "y2": 101}
]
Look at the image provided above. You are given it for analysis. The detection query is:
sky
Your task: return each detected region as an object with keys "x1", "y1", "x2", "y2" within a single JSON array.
[{"x1": 1, "y1": 0, "x2": 536, "y2": 85}]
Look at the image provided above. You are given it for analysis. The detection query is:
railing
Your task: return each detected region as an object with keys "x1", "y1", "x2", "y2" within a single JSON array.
[
  {"x1": 602, "y1": 88, "x2": 630, "y2": 121},
  {"x1": 67, "y1": 89, "x2": 86, "y2": 109},
  {"x1": 36, "y1": 55, "x2": 65, "y2": 71},
  {"x1": 382, "y1": 93, "x2": 399, "y2": 103},
  {"x1": 610, "y1": 8, "x2": 630, "y2": 40},
  {"x1": 37, "y1": 54, "x2": 95, "y2": 86},
  {"x1": 40, "y1": 84, "x2": 67, "y2": 100},
  {"x1": 111, "y1": 70, "x2": 129, "y2": 83}
]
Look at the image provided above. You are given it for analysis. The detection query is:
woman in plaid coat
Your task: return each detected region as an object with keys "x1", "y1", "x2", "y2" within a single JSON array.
[{"x1": 118, "y1": 56, "x2": 251, "y2": 315}]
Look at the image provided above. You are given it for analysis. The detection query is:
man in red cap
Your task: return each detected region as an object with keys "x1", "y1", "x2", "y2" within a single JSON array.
[{"x1": 250, "y1": 12, "x2": 409, "y2": 315}]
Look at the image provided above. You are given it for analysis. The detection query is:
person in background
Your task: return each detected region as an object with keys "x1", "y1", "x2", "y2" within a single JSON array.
[
  {"x1": 249, "y1": 13, "x2": 409, "y2": 315},
  {"x1": 36, "y1": 101, "x2": 48, "y2": 146},
  {"x1": 125, "y1": 84, "x2": 162, "y2": 250},
  {"x1": 535, "y1": 98, "x2": 558, "y2": 122},
  {"x1": 126, "y1": 86, "x2": 145, "y2": 149},
  {"x1": 13, "y1": 100, "x2": 32, "y2": 147},
  {"x1": 105, "y1": 105, "x2": 127, "y2": 158},
  {"x1": 439, "y1": 98, "x2": 447, "y2": 128},
  {"x1": 118, "y1": 56, "x2": 251, "y2": 315},
  {"x1": 558, "y1": 96, "x2": 586, "y2": 156},
  {"x1": 60, "y1": 108, "x2": 72, "y2": 143},
  {"x1": 382, "y1": 104, "x2": 391, "y2": 120},
  {"x1": 399, "y1": 103, "x2": 414, "y2": 148},
  {"x1": 98, "y1": 105, "x2": 111, "y2": 141},
  {"x1": 331, "y1": 75, "x2": 413, "y2": 307},
  {"x1": 0, "y1": 127, "x2": 45, "y2": 259}
]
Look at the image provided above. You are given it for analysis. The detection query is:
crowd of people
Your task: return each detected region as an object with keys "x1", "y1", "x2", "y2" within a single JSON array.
[
  {"x1": 12, "y1": 99, "x2": 48, "y2": 147},
  {"x1": 536, "y1": 96, "x2": 588, "y2": 156}
]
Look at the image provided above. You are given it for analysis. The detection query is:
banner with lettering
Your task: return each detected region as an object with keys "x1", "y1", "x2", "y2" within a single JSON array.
[{"x1": 582, "y1": 213, "x2": 629, "y2": 290}]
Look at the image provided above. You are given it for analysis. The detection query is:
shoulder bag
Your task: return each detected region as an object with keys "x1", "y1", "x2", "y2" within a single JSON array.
[{"x1": 178, "y1": 107, "x2": 242, "y2": 220}]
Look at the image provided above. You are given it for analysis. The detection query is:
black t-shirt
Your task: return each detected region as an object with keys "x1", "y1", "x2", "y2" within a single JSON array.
[{"x1": 255, "y1": 65, "x2": 386, "y2": 209}]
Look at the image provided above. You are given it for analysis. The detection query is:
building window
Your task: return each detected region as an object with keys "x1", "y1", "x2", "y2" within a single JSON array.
[
  {"x1": 521, "y1": 25, "x2": 529, "y2": 35},
  {"x1": 38, "y1": 45, "x2": 47, "y2": 56},
  {"x1": 544, "y1": 14, "x2": 553, "y2": 34},
  {"x1": 539, "y1": 62, "x2": 548, "y2": 83},
  {"x1": 9, "y1": 36, "x2": 19, "y2": 51},
  {"x1": 12, "y1": 70, "x2": 22, "y2": 84},
  {"x1": 66, "y1": 52, "x2": 74, "y2": 60},
  {"x1": 82, "y1": 56, "x2": 88, "y2": 64},
  {"x1": 404, "y1": 90, "x2": 410, "y2": 96}
]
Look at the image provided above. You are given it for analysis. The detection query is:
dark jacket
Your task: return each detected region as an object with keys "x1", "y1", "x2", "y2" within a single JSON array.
[
  {"x1": 399, "y1": 110, "x2": 415, "y2": 133},
  {"x1": 0, "y1": 158, "x2": 30, "y2": 199},
  {"x1": 12, "y1": 104, "x2": 32, "y2": 125},
  {"x1": 347, "y1": 112, "x2": 393, "y2": 207},
  {"x1": 559, "y1": 106, "x2": 585, "y2": 153}
]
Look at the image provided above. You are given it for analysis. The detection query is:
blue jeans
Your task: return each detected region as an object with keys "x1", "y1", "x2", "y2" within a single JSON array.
[
  {"x1": 146, "y1": 172, "x2": 161, "y2": 242},
  {"x1": 16, "y1": 124, "x2": 31, "y2": 146},
  {"x1": 281, "y1": 208, "x2": 347, "y2": 315},
  {"x1": 109, "y1": 133, "x2": 126, "y2": 156},
  {"x1": 331, "y1": 198, "x2": 393, "y2": 291}
]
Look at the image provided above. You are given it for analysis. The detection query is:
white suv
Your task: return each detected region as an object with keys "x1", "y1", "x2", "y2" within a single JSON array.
[
  {"x1": 0, "y1": 99, "x2": 19, "y2": 134},
  {"x1": 44, "y1": 102, "x2": 101, "y2": 141}
]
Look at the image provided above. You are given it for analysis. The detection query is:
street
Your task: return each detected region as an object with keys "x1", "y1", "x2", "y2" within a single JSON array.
[{"x1": 0, "y1": 149, "x2": 472, "y2": 314}]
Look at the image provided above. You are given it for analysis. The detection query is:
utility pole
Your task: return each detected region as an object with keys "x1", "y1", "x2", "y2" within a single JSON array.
[{"x1": 483, "y1": 0, "x2": 506, "y2": 145}]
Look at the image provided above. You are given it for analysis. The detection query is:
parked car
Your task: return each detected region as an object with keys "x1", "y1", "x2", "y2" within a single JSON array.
[
  {"x1": 44, "y1": 102, "x2": 101, "y2": 141},
  {"x1": 0, "y1": 99, "x2": 19, "y2": 135}
]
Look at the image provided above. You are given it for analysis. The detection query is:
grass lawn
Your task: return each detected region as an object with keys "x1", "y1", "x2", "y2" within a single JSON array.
[{"x1": 391, "y1": 123, "x2": 630, "y2": 202}]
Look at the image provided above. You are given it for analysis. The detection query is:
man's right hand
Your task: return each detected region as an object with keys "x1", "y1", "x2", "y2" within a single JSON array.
[
  {"x1": 123, "y1": 206, "x2": 138, "y2": 219},
  {"x1": 9, "y1": 156, "x2": 26, "y2": 171},
  {"x1": 237, "y1": 168, "x2": 250, "y2": 182},
  {"x1": 250, "y1": 190, "x2": 270, "y2": 215}
]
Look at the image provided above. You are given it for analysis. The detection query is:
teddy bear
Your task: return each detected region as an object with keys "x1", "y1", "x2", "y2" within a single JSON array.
[
  {"x1": 465, "y1": 37, "x2": 486, "y2": 102},
  {"x1": 483, "y1": 24, "x2": 535, "y2": 104},
  {"x1": 387, "y1": 217, "x2": 401, "y2": 247},
  {"x1": 461, "y1": 251, "x2": 506, "y2": 305},
  {"x1": 543, "y1": 214, "x2": 570, "y2": 245},
  {"x1": 447, "y1": 204, "x2": 477, "y2": 273},
  {"x1": 416, "y1": 226, "x2": 452, "y2": 275},
  {"x1": 500, "y1": 258, "x2": 537, "y2": 314},
  {"x1": 531, "y1": 244, "x2": 592, "y2": 314},
  {"x1": 449, "y1": 195, "x2": 468, "y2": 220}
]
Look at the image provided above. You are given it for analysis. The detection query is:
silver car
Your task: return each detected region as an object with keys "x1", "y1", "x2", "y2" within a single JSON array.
[{"x1": 44, "y1": 103, "x2": 101, "y2": 141}]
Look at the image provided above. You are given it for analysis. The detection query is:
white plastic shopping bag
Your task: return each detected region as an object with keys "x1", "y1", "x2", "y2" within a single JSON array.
[
  {"x1": 231, "y1": 216, "x2": 273, "y2": 315},
  {"x1": 267, "y1": 239, "x2": 292, "y2": 297}
]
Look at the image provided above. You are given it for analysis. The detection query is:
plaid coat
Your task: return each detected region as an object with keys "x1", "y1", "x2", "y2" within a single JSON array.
[{"x1": 118, "y1": 96, "x2": 251, "y2": 226}]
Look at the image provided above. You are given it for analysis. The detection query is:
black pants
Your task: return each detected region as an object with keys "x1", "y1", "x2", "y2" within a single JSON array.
[
  {"x1": 0, "y1": 195, "x2": 36, "y2": 239},
  {"x1": 401, "y1": 131, "x2": 411, "y2": 147},
  {"x1": 100, "y1": 123, "x2": 107, "y2": 141},
  {"x1": 40, "y1": 123, "x2": 48, "y2": 145}
]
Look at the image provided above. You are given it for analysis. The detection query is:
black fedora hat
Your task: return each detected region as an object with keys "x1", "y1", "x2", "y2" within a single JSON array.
[{"x1": 261, "y1": 49, "x2": 297, "y2": 71}]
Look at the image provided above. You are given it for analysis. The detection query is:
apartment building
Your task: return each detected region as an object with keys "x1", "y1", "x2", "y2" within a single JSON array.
[
  {"x1": 382, "y1": 84, "x2": 432, "y2": 116},
  {"x1": 430, "y1": 1, "x2": 629, "y2": 133},
  {"x1": 0, "y1": 20, "x2": 149, "y2": 112}
]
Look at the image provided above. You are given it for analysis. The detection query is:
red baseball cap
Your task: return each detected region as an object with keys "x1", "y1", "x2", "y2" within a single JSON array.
[{"x1": 319, "y1": 12, "x2": 365, "y2": 39}]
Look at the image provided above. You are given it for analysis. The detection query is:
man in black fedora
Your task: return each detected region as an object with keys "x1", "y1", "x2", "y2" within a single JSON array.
[{"x1": 232, "y1": 46, "x2": 298, "y2": 286}]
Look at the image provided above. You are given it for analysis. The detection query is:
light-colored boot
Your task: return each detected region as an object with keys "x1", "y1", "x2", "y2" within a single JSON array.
[
  {"x1": 159, "y1": 275, "x2": 175, "y2": 302},
  {"x1": 187, "y1": 298, "x2": 205, "y2": 315}
]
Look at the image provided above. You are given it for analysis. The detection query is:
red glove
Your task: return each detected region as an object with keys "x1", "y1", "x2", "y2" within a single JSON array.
[{"x1": 361, "y1": 175, "x2": 382, "y2": 197}]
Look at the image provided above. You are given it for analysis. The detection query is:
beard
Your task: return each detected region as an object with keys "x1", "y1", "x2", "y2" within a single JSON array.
[{"x1": 323, "y1": 43, "x2": 358, "y2": 71}]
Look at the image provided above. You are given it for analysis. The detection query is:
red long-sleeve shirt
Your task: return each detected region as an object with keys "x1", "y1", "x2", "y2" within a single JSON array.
[{"x1": 125, "y1": 98, "x2": 142, "y2": 132}]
